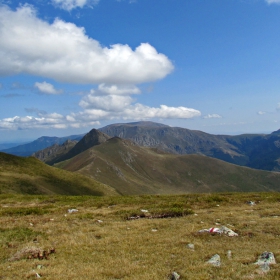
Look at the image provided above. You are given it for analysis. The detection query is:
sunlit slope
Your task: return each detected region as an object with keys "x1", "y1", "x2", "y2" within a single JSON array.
[
  {"x1": 0, "y1": 152, "x2": 118, "y2": 196},
  {"x1": 57, "y1": 137, "x2": 280, "y2": 195}
]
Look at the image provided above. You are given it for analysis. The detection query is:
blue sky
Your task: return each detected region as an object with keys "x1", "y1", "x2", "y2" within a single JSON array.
[{"x1": 0, "y1": 0, "x2": 280, "y2": 142}]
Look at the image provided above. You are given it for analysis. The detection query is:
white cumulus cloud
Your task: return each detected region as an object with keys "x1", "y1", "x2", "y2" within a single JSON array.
[
  {"x1": 78, "y1": 91, "x2": 201, "y2": 121},
  {"x1": 34, "y1": 81, "x2": 63, "y2": 94},
  {"x1": 80, "y1": 94, "x2": 133, "y2": 111},
  {"x1": 52, "y1": 0, "x2": 99, "y2": 11},
  {"x1": 0, "y1": 112, "x2": 99, "y2": 130},
  {"x1": 0, "y1": 5, "x2": 174, "y2": 85}
]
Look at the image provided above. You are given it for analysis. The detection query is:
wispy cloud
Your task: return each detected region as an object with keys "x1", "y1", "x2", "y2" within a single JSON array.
[
  {"x1": 51, "y1": 0, "x2": 100, "y2": 11},
  {"x1": 203, "y1": 114, "x2": 222, "y2": 119},
  {"x1": 95, "y1": 84, "x2": 141, "y2": 95},
  {"x1": 265, "y1": 0, "x2": 280, "y2": 4},
  {"x1": 34, "y1": 82, "x2": 63, "y2": 95}
]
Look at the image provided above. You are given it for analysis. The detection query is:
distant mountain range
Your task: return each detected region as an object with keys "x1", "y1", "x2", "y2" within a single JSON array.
[
  {"x1": 2, "y1": 121, "x2": 280, "y2": 172},
  {"x1": 99, "y1": 121, "x2": 280, "y2": 172},
  {"x1": 0, "y1": 134, "x2": 84, "y2": 157},
  {"x1": 2, "y1": 122, "x2": 280, "y2": 195}
]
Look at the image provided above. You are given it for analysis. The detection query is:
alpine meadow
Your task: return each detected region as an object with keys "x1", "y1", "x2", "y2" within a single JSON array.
[{"x1": 1, "y1": 0, "x2": 280, "y2": 279}]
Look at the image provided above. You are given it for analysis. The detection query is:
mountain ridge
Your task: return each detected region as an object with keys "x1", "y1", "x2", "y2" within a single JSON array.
[
  {"x1": 3, "y1": 121, "x2": 280, "y2": 172},
  {"x1": 55, "y1": 136, "x2": 280, "y2": 195}
]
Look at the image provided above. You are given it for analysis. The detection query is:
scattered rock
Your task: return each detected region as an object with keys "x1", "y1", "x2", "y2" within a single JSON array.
[
  {"x1": 68, "y1": 209, "x2": 78, "y2": 213},
  {"x1": 227, "y1": 250, "x2": 232, "y2": 259},
  {"x1": 198, "y1": 226, "x2": 238, "y2": 237},
  {"x1": 187, "y1": 243, "x2": 195, "y2": 250},
  {"x1": 9, "y1": 246, "x2": 55, "y2": 261},
  {"x1": 255, "y1": 251, "x2": 276, "y2": 265},
  {"x1": 246, "y1": 201, "x2": 256, "y2": 206},
  {"x1": 169, "y1": 271, "x2": 180, "y2": 280},
  {"x1": 207, "y1": 254, "x2": 221, "y2": 267},
  {"x1": 259, "y1": 262, "x2": 270, "y2": 273}
]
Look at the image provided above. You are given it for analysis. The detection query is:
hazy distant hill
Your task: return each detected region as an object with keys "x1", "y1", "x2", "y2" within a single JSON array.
[
  {"x1": 55, "y1": 136, "x2": 280, "y2": 195},
  {"x1": 99, "y1": 121, "x2": 280, "y2": 172},
  {"x1": 0, "y1": 142, "x2": 26, "y2": 150},
  {"x1": 0, "y1": 152, "x2": 117, "y2": 196},
  {"x1": 1, "y1": 134, "x2": 84, "y2": 157}
]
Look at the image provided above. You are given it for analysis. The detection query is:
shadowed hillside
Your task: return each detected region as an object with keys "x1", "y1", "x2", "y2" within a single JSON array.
[
  {"x1": 44, "y1": 129, "x2": 110, "y2": 165},
  {"x1": 0, "y1": 152, "x2": 118, "y2": 196},
  {"x1": 99, "y1": 122, "x2": 249, "y2": 165},
  {"x1": 56, "y1": 137, "x2": 280, "y2": 195},
  {"x1": 32, "y1": 139, "x2": 78, "y2": 165},
  {"x1": 99, "y1": 121, "x2": 280, "y2": 171}
]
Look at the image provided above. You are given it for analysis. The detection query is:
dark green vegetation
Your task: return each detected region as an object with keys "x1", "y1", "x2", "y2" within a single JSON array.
[
  {"x1": 0, "y1": 152, "x2": 118, "y2": 196},
  {"x1": 55, "y1": 136, "x2": 280, "y2": 195}
]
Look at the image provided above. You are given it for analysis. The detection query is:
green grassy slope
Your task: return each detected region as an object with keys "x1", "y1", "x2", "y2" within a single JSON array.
[
  {"x1": 0, "y1": 152, "x2": 118, "y2": 196},
  {"x1": 57, "y1": 137, "x2": 280, "y2": 195}
]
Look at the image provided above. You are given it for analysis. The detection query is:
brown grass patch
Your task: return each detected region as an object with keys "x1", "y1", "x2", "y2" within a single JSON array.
[{"x1": 0, "y1": 193, "x2": 280, "y2": 279}]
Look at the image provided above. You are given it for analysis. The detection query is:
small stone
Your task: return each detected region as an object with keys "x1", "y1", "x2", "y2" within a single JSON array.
[
  {"x1": 227, "y1": 250, "x2": 232, "y2": 259},
  {"x1": 255, "y1": 252, "x2": 276, "y2": 265},
  {"x1": 207, "y1": 254, "x2": 221, "y2": 267},
  {"x1": 169, "y1": 271, "x2": 180, "y2": 280},
  {"x1": 187, "y1": 243, "x2": 195, "y2": 250},
  {"x1": 260, "y1": 262, "x2": 270, "y2": 272},
  {"x1": 68, "y1": 209, "x2": 78, "y2": 213}
]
